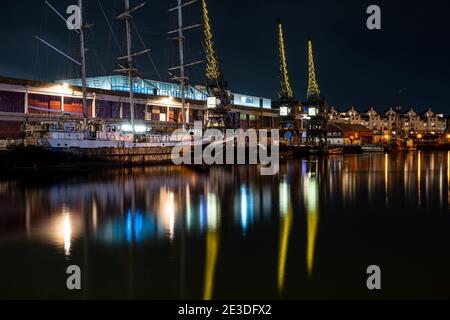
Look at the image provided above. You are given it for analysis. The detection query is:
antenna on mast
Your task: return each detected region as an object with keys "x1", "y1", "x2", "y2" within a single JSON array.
[
  {"x1": 168, "y1": 0, "x2": 202, "y2": 130},
  {"x1": 116, "y1": 0, "x2": 149, "y2": 132}
]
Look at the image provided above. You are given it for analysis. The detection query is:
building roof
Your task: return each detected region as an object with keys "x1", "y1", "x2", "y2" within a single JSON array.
[{"x1": 327, "y1": 122, "x2": 372, "y2": 132}]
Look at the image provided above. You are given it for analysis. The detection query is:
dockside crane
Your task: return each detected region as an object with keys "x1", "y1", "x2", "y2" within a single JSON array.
[
  {"x1": 277, "y1": 19, "x2": 301, "y2": 143},
  {"x1": 304, "y1": 38, "x2": 328, "y2": 147},
  {"x1": 202, "y1": 0, "x2": 235, "y2": 130}
]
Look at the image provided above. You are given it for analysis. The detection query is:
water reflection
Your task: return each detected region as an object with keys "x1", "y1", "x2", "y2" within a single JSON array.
[
  {"x1": 303, "y1": 161, "x2": 319, "y2": 278},
  {"x1": 0, "y1": 153, "x2": 449, "y2": 299},
  {"x1": 203, "y1": 191, "x2": 220, "y2": 300},
  {"x1": 277, "y1": 178, "x2": 292, "y2": 293}
]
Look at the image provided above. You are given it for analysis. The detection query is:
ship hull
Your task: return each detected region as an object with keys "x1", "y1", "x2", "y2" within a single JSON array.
[{"x1": 0, "y1": 145, "x2": 174, "y2": 172}]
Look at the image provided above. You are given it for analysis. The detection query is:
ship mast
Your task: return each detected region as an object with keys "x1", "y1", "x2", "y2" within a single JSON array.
[
  {"x1": 39, "y1": 1, "x2": 90, "y2": 127},
  {"x1": 116, "y1": 0, "x2": 149, "y2": 132},
  {"x1": 168, "y1": 0, "x2": 202, "y2": 130},
  {"x1": 125, "y1": 0, "x2": 135, "y2": 129},
  {"x1": 176, "y1": 0, "x2": 187, "y2": 129},
  {"x1": 79, "y1": 0, "x2": 88, "y2": 127}
]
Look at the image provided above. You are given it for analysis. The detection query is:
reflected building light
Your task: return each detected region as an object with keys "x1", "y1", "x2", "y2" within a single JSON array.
[
  {"x1": 134, "y1": 212, "x2": 144, "y2": 244},
  {"x1": 124, "y1": 210, "x2": 147, "y2": 245},
  {"x1": 92, "y1": 199, "x2": 98, "y2": 233},
  {"x1": 277, "y1": 204, "x2": 292, "y2": 293},
  {"x1": 186, "y1": 185, "x2": 193, "y2": 232},
  {"x1": 240, "y1": 186, "x2": 248, "y2": 233},
  {"x1": 239, "y1": 186, "x2": 254, "y2": 235},
  {"x1": 425, "y1": 162, "x2": 431, "y2": 204},
  {"x1": 199, "y1": 196, "x2": 207, "y2": 232},
  {"x1": 33, "y1": 205, "x2": 81, "y2": 257},
  {"x1": 439, "y1": 165, "x2": 444, "y2": 209},
  {"x1": 304, "y1": 175, "x2": 319, "y2": 277},
  {"x1": 418, "y1": 151, "x2": 422, "y2": 207},
  {"x1": 203, "y1": 231, "x2": 219, "y2": 301},
  {"x1": 97, "y1": 211, "x2": 155, "y2": 245},
  {"x1": 159, "y1": 188, "x2": 176, "y2": 241},
  {"x1": 278, "y1": 180, "x2": 292, "y2": 293},
  {"x1": 25, "y1": 197, "x2": 31, "y2": 238},
  {"x1": 63, "y1": 208, "x2": 72, "y2": 257},
  {"x1": 207, "y1": 193, "x2": 220, "y2": 232},
  {"x1": 384, "y1": 154, "x2": 389, "y2": 206},
  {"x1": 126, "y1": 210, "x2": 133, "y2": 244},
  {"x1": 279, "y1": 181, "x2": 289, "y2": 216},
  {"x1": 448, "y1": 152, "x2": 450, "y2": 207},
  {"x1": 404, "y1": 161, "x2": 408, "y2": 195},
  {"x1": 431, "y1": 153, "x2": 435, "y2": 171}
]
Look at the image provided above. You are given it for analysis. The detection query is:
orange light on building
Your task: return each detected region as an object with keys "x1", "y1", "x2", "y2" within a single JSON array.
[{"x1": 417, "y1": 134, "x2": 423, "y2": 140}]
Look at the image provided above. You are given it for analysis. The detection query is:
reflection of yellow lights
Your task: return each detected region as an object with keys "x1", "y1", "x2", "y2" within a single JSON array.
[
  {"x1": 29, "y1": 206, "x2": 81, "y2": 256},
  {"x1": 92, "y1": 199, "x2": 98, "y2": 232},
  {"x1": 307, "y1": 212, "x2": 318, "y2": 277},
  {"x1": 207, "y1": 193, "x2": 220, "y2": 231},
  {"x1": 203, "y1": 231, "x2": 219, "y2": 301},
  {"x1": 278, "y1": 179, "x2": 293, "y2": 293},
  {"x1": 417, "y1": 134, "x2": 423, "y2": 139},
  {"x1": 305, "y1": 176, "x2": 318, "y2": 277},
  {"x1": 278, "y1": 203, "x2": 292, "y2": 292},
  {"x1": 63, "y1": 212, "x2": 72, "y2": 256},
  {"x1": 159, "y1": 188, "x2": 176, "y2": 240},
  {"x1": 418, "y1": 151, "x2": 422, "y2": 205},
  {"x1": 448, "y1": 152, "x2": 450, "y2": 206},
  {"x1": 384, "y1": 154, "x2": 389, "y2": 200},
  {"x1": 279, "y1": 181, "x2": 289, "y2": 216}
]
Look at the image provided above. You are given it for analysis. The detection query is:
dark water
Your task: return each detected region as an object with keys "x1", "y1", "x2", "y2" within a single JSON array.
[{"x1": 1, "y1": 152, "x2": 450, "y2": 300}]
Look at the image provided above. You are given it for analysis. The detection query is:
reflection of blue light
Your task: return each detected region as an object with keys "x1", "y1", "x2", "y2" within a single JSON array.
[
  {"x1": 99, "y1": 209, "x2": 156, "y2": 245},
  {"x1": 134, "y1": 211, "x2": 143, "y2": 244},
  {"x1": 302, "y1": 160, "x2": 307, "y2": 176},
  {"x1": 126, "y1": 210, "x2": 133, "y2": 244},
  {"x1": 240, "y1": 186, "x2": 254, "y2": 234},
  {"x1": 199, "y1": 195, "x2": 207, "y2": 232},
  {"x1": 241, "y1": 186, "x2": 248, "y2": 233}
]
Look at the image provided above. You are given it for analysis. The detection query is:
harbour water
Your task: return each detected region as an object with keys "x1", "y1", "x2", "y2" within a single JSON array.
[{"x1": 1, "y1": 152, "x2": 450, "y2": 299}]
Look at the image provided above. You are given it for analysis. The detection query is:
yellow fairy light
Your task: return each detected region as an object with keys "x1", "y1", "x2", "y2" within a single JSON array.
[
  {"x1": 277, "y1": 20, "x2": 294, "y2": 100},
  {"x1": 202, "y1": 0, "x2": 221, "y2": 81},
  {"x1": 307, "y1": 38, "x2": 321, "y2": 101}
]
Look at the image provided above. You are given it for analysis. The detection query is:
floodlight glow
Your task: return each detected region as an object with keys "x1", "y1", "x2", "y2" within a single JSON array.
[
  {"x1": 122, "y1": 124, "x2": 133, "y2": 132},
  {"x1": 280, "y1": 107, "x2": 288, "y2": 116},
  {"x1": 134, "y1": 125, "x2": 147, "y2": 133}
]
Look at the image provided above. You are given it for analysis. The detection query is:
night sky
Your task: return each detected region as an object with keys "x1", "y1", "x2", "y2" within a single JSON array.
[{"x1": 0, "y1": 0, "x2": 449, "y2": 113}]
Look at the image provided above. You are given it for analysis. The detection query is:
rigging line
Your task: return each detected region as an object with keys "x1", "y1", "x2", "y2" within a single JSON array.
[
  {"x1": 132, "y1": 22, "x2": 163, "y2": 81},
  {"x1": 97, "y1": 0, "x2": 123, "y2": 54},
  {"x1": 32, "y1": 4, "x2": 45, "y2": 79}
]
